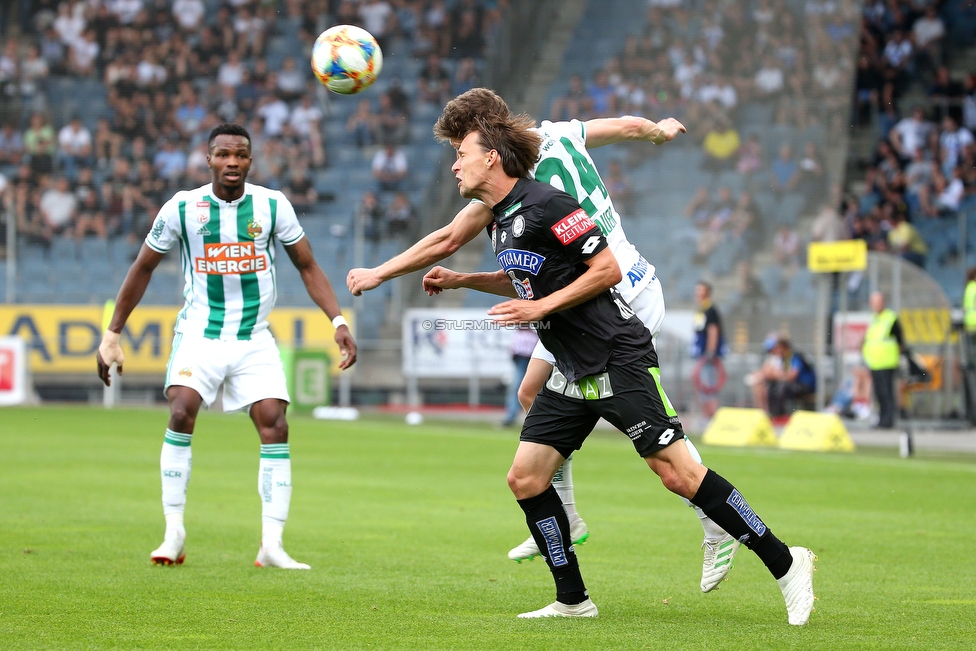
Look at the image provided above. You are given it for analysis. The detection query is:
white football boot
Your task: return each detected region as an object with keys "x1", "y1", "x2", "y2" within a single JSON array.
[
  {"x1": 777, "y1": 546, "x2": 817, "y2": 625},
  {"x1": 508, "y1": 519, "x2": 589, "y2": 562},
  {"x1": 517, "y1": 598, "x2": 598, "y2": 619},
  {"x1": 150, "y1": 529, "x2": 186, "y2": 566},
  {"x1": 700, "y1": 533, "x2": 741, "y2": 592},
  {"x1": 254, "y1": 544, "x2": 311, "y2": 570}
]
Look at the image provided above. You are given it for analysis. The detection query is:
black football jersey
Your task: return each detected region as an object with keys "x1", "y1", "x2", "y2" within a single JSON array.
[{"x1": 489, "y1": 178, "x2": 652, "y2": 382}]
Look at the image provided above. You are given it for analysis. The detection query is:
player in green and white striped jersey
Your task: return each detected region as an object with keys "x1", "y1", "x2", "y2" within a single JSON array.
[
  {"x1": 97, "y1": 124, "x2": 356, "y2": 570},
  {"x1": 348, "y1": 89, "x2": 738, "y2": 593}
]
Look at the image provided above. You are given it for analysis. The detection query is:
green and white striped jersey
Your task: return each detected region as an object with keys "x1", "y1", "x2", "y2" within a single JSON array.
[
  {"x1": 146, "y1": 183, "x2": 305, "y2": 340},
  {"x1": 532, "y1": 120, "x2": 655, "y2": 303}
]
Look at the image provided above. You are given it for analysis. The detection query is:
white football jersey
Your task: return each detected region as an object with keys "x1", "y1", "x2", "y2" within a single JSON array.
[
  {"x1": 146, "y1": 182, "x2": 305, "y2": 340},
  {"x1": 531, "y1": 120, "x2": 655, "y2": 303}
]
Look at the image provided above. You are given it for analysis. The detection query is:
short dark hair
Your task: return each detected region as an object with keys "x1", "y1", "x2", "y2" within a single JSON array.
[
  {"x1": 434, "y1": 90, "x2": 540, "y2": 179},
  {"x1": 208, "y1": 123, "x2": 251, "y2": 150}
]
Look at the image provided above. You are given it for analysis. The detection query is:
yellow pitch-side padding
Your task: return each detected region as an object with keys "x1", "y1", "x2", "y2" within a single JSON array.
[
  {"x1": 779, "y1": 411, "x2": 856, "y2": 452},
  {"x1": 702, "y1": 408, "x2": 778, "y2": 447}
]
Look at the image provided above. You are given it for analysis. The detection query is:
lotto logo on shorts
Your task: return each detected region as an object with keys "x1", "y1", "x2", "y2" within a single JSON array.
[
  {"x1": 536, "y1": 516, "x2": 568, "y2": 567},
  {"x1": 727, "y1": 490, "x2": 767, "y2": 536},
  {"x1": 551, "y1": 209, "x2": 596, "y2": 244},
  {"x1": 195, "y1": 242, "x2": 268, "y2": 275}
]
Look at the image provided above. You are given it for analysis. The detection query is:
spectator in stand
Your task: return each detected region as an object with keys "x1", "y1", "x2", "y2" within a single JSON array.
[
  {"x1": 218, "y1": 49, "x2": 246, "y2": 90},
  {"x1": 754, "y1": 54, "x2": 785, "y2": 99},
  {"x1": 173, "y1": 0, "x2": 205, "y2": 32},
  {"x1": 233, "y1": 5, "x2": 266, "y2": 57},
  {"x1": 685, "y1": 186, "x2": 713, "y2": 230},
  {"x1": 939, "y1": 116, "x2": 974, "y2": 176},
  {"x1": 882, "y1": 30, "x2": 913, "y2": 94},
  {"x1": 774, "y1": 224, "x2": 802, "y2": 271},
  {"x1": 359, "y1": 0, "x2": 393, "y2": 50},
  {"x1": 152, "y1": 136, "x2": 188, "y2": 186},
  {"x1": 797, "y1": 141, "x2": 827, "y2": 213},
  {"x1": 74, "y1": 167, "x2": 107, "y2": 241},
  {"x1": 928, "y1": 66, "x2": 964, "y2": 124},
  {"x1": 0, "y1": 123, "x2": 25, "y2": 165},
  {"x1": 355, "y1": 189, "x2": 385, "y2": 246},
  {"x1": 736, "y1": 133, "x2": 763, "y2": 177},
  {"x1": 371, "y1": 142, "x2": 408, "y2": 193},
  {"x1": 701, "y1": 115, "x2": 739, "y2": 172},
  {"x1": 346, "y1": 98, "x2": 376, "y2": 149},
  {"x1": 174, "y1": 88, "x2": 208, "y2": 139},
  {"x1": 185, "y1": 141, "x2": 210, "y2": 185},
  {"x1": 810, "y1": 198, "x2": 847, "y2": 243},
  {"x1": 549, "y1": 75, "x2": 592, "y2": 122},
  {"x1": 373, "y1": 91, "x2": 408, "y2": 144},
  {"x1": 39, "y1": 176, "x2": 78, "y2": 252},
  {"x1": 912, "y1": 5, "x2": 945, "y2": 75},
  {"x1": 920, "y1": 167, "x2": 965, "y2": 217},
  {"x1": 451, "y1": 9, "x2": 483, "y2": 59},
  {"x1": 255, "y1": 93, "x2": 290, "y2": 138},
  {"x1": 587, "y1": 69, "x2": 617, "y2": 118},
  {"x1": 887, "y1": 209, "x2": 927, "y2": 268},
  {"x1": 770, "y1": 144, "x2": 800, "y2": 195},
  {"x1": 452, "y1": 57, "x2": 481, "y2": 96},
  {"x1": 20, "y1": 44, "x2": 50, "y2": 111},
  {"x1": 417, "y1": 54, "x2": 451, "y2": 106},
  {"x1": 386, "y1": 191, "x2": 415, "y2": 238},
  {"x1": 68, "y1": 29, "x2": 100, "y2": 76},
  {"x1": 854, "y1": 55, "x2": 882, "y2": 127},
  {"x1": 276, "y1": 56, "x2": 305, "y2": 102},
  {"x1": 603, "y1": 160, "x2": 633, "y2": 216},
  {"x1": 24, "y1": 112, "x2": 56, "y2": 177},
  {"x1": 57, "y1": 116, "x2": 93, "y2": 181},
  {"x1": 284, "y1": 162, "x2": 317, "y2": 215},
  {"x1": 53, "y1": 2, "x2": 85, "y2": 47}
]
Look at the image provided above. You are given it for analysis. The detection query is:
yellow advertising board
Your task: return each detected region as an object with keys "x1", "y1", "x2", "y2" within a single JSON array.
[
  {"x1": 0, "y1": 305, "x2": 354, "y2": 375},
  {"x1": 701, "y1": 408, "x2": 779, "y2": 447},
  {"x1": 807, "y1": 240, "x2": 867, "y2": 273},
  {"x1": 779, "y1": 411, "x2": 856, "y2": 452}
]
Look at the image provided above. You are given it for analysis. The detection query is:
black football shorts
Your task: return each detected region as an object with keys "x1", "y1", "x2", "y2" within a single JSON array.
[{"x1": 520, "y1": 352, "x2": 685, "y2": 459}]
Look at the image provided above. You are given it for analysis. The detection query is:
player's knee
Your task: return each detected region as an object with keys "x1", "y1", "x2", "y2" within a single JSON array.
[
  {"x1": 507, "y1": 466, "x2": 546, "y2": 500},
  {"x1": 168, "y1": 405, "x2": 196, "y2": 433},
  {"x1": 261, "y1": 418, "x2": 288, "y2": 444},
  {"x1": 655, "y1": 465, "x2": 697, "y2": 499}
]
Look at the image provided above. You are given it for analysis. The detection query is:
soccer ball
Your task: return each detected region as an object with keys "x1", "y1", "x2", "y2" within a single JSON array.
[{"x1": 311, "y1": 25, "x2": 383, "y2": 95}]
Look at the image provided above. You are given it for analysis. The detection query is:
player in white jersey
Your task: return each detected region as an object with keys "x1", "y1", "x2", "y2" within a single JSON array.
[
  {"x1": 97, "y1": 124, "x2": 356, "y2": 570},
  {"x1": 347, "y1": 89, "x2": 739, "y2": 592}
]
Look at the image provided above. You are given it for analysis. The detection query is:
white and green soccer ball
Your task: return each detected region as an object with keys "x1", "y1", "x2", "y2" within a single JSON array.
[{"x1": 310, "y1": 24, "x2": 383, "y2": 95}]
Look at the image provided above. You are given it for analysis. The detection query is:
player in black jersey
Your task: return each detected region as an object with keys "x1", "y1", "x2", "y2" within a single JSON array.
[{"x1": 416, "y1": 101, "x2": 818, "y2": 625}]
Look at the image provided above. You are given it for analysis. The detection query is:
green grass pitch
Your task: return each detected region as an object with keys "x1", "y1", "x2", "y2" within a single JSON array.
[{"x1": 2, "y1": 406, "x2": 975, "y2": 650}]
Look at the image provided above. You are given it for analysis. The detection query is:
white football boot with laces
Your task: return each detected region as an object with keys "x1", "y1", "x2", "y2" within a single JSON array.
[
  {"x1": 517, "y1": 598, "x2": 599, "y2": 619},
  {"x1": 150, "y1": 529, "x2": 186, "y2": 566},
  {"x1": 777, "y1": 546, "x2": 817, "y2": 625},
  {"x1": 255, "y1": 543, "x2": 311, "y2": 570},
  {"x1": 508, "y1": 518, "x2": 589, "y2": 562},
  {"x1": 700, "y1": 533, "x2": 741, "y2": 592}
]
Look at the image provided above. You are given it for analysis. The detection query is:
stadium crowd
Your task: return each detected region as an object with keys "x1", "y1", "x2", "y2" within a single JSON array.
[{"x1": 0, "y1": 0, "x2": 498, "y2": 258}]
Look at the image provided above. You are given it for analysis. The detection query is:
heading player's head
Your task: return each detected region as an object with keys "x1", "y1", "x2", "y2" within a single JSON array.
[
  {"x1": 436, "y1": 91, "x2": 541, "y2": 199},
  {"x1": 207, "y1": 123, "x2": 252, "y2": 197},
  {"x1": 434, "y1": 88, "x2": 512, "y2": 139}
]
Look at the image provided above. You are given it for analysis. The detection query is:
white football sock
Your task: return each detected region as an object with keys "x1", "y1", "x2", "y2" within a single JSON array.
[
  {"x1": 259, "y1": 444, "x2": 292, "y2": 548},
  {"x1": 160, "y1": 429, "x2": 192, "y2": 540},
  {"x1": 683, "y1": 437, "x2": 727, "y2": 541},
  {"x1": 552, "y1": 454, "x2": 581, "y2": 524}
]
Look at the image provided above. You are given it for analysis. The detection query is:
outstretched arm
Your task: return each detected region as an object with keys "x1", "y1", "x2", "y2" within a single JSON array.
[
  {"x1": 97, "y1": 243, "x2": 165, "y2": 385},
  {"x1": 287, "y1": 237, "x2": 357, "y2": 369},
  {"x1": 347, "y1": 201, "x2": 494, "y2": 296},
  {"x1": 422, "y1": 266, "x2": 517, "y2": 297},
  {"x1": 584, "y1": 116, "x2": 687, "y2": 148}
]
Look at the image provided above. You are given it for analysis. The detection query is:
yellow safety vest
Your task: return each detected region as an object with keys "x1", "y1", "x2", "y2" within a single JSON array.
[
  {"x1": 964, "y1": 281, "x2": 976, "y2": 333},
  {"x1": 863, "y1": 309, "x2": 900, "y2": 370}
]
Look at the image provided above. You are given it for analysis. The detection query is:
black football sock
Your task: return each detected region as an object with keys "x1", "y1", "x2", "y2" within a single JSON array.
[
  {"x1": 517, "y1": 485, "x2": 588, "y2": 604},
  {"x1": 691, "y1": 469, "x2": 793, "y2": 579}
]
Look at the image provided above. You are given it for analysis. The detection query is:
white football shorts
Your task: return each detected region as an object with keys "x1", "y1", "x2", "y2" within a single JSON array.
[
  {"x1": 165, "y1": 329, "x2": 290, "y2": 412},
  {"x1": 531, "y1": 273, "x2": 665, "y2": 364}
]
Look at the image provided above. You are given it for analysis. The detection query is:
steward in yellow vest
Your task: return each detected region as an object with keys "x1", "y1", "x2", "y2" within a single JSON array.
[
  {"x1": 863, "y1": 292, "x2": 904, "y2": 428},
  {"x1": 963, "y1": 268, "x2": 976, "y2": 334}
]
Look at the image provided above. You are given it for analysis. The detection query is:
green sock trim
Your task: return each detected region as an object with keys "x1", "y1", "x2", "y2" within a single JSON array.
[
  {"x1": 260, "y1": 443, "x2": 290, "y2": 459},
  {"x1": 164, "y1": 429, "x2": 193, "y2": 447}
]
